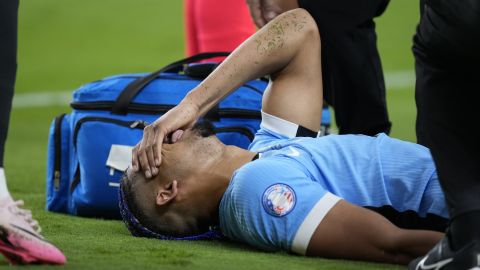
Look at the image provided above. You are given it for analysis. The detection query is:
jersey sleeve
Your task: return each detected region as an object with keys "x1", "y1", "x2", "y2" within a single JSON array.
[{"x1": 219, "y1": 158, "x2": 341, "y2": 255}]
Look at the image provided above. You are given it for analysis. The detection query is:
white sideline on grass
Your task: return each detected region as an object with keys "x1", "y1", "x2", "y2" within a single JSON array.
[
  {"x1": 12, "y1": 70, "x2": 415, "y2": 108},
  {"x1": 13, "y1": 91, "x2": 72, "y2": 108}
]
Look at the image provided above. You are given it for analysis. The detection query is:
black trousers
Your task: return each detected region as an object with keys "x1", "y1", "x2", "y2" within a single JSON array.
[
  {"x1": 0, "y1": 0, "x2": 19, "y2": 167},
  {"x1": 414, "y1": 0, "x2": 480, "y2": 218},
  {"x1": 299, "y1": 0, "x2": 392, "y2": 136}
]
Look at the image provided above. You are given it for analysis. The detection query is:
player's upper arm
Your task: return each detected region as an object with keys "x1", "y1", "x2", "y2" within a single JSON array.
[{"x1": 260, "y1": 12, "x2": 324, "y2": 132}]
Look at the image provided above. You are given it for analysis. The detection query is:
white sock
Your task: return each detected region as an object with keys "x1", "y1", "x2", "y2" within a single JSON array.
[{"x1": 0, "y1": 168, "x2": 11, "y2": 199}]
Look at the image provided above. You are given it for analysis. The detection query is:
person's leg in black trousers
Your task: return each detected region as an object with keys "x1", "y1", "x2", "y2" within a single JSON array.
[
  {"x1": 299, "y1": 0, "x2": 392, "y2": 136},
  {"x1": 410, "y1": 0, "x2": 480, "y2": 269},
  {"x1": 0, "y1": 0, "x2": 66, "y2": 265},
  {"x1": 0, "y1": 0, "x2": 19, "y2": 199}
]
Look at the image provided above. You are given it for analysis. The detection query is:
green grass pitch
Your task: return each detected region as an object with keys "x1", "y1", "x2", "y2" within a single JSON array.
[{"x1": 2, "y1": 0, "x2": 420, "y2": 269}]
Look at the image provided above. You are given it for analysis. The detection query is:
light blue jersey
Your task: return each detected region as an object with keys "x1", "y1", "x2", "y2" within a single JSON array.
[{"x1": 219, "y1": 111, "x2": 447, "y2": 254}]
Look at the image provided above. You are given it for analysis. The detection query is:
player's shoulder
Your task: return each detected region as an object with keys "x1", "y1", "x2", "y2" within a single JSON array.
[
  {"x1": 231, "y1": 158, "x2": 281, "y2": 191},
  {"x1": 220, "y1": 155, "x2": 338, "y2": 253},
  {"x1": 227, "y1": 157, "x2": 309, "y2": 208},
  {"x1": 233, "y1": 157, "x2": 305, "y2": 184}
]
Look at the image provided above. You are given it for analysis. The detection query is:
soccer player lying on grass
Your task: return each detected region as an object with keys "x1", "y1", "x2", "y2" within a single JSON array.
[{"x1": 119, "y1": 8, "x2": 448, "y2": 264}]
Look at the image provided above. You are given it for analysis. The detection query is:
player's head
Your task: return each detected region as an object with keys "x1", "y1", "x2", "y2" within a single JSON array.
[{"x1": 119, "y1": 121, "x2": 224, "y2": 240}]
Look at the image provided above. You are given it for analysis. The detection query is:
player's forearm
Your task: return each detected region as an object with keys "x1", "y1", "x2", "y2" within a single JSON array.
[
  {"x1": 393, "y1": 229, "x2": 443, "y2": 259},
  {"x1": 369, "y1": 228, "x2": 444, "y2": 264},
  {"x1": 306, "y1": 201, "x2": 443, "y2": 265},
  {"x1": 184, "y1": 8, "x2": 317, "y2": 116}
]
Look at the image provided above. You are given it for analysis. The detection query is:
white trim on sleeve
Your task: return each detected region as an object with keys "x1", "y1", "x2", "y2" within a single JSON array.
[
  {"x1": 291, "y1": 192, "x2": 341, "y2": 255},
  {"x1": 260, "y1": 111, "x2": 322, "y2": 138}
]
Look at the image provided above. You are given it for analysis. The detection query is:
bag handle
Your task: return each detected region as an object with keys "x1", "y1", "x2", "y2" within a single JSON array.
[{"x1": 111, "y1": 52, "x2": 230, "y2": 115}]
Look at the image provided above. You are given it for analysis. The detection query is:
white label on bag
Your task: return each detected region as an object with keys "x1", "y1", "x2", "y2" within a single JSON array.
[
  {"x1": 106, "y1": 144, "x2": 133, "y2": 172},
  {"x1": 108, "y1": 182, "x2": 120, "y2": 187}
]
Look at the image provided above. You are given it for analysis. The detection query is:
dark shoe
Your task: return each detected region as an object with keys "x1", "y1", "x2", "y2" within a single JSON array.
[{"x1": 409, "y1": 233, "x2": 480, "y2": 270}]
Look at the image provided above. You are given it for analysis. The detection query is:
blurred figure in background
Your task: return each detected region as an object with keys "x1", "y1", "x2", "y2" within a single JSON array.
[
  {"x1": 409, "y1": 1, "x2": 480, "y2": 269},
  {"x1": 184, "y1": 0, "x2": 256, "y2": 61},
  {"x1": 0, "y1": 0, "x2": 66, "y2": 265}
]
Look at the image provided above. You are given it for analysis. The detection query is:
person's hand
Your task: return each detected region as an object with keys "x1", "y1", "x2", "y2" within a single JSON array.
[
  {"x1": 131, "y1": 101, "x2": 199, "y2": 178},
  {"x1": 246, "y1": 0, "x2": 299, "y2": 28}
]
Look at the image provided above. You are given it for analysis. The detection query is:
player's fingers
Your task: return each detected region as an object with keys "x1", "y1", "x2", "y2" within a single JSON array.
[
  {"x1": 154, "y1": 129, "x2": 166, "y2": 166},
  {"x1": 138, "y1": 128, "x2": 152, "y2": 178},
  {"x1": 261, "y1": 0, "x2": 281, "y2": 22},
  {"x1": 138, "y1": 149, "x2": 151, "y2": 178},
  {"x1": 143, "y1": 125, "x2": 157, "y2": 177},
  {"x1": 246, "y1": 0, "x2": 266, "y2": 28},
  {"x1": 146, "y1": 126, "x2": 159, "y2": 176},
  {"x1": 131, "y1": 144, "x2": 140, "y2": 171},
  {"x1": 263, "y1": 10, "x2": 278, "y2": 22}
]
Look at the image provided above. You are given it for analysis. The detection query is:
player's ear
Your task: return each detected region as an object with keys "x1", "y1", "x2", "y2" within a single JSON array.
[{"x1": 155, "y1": 180, "x2": 178, "y2": 206}]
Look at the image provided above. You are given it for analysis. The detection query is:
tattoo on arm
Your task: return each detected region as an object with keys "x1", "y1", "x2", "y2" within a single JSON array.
[{"x1": 254, "y1": 13, "x2": 308, "y2": 56}]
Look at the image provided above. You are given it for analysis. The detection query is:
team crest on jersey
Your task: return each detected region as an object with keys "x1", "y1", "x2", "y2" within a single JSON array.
[{"x1": 262, "y1": 184, "x2": 296, "y2": 217}]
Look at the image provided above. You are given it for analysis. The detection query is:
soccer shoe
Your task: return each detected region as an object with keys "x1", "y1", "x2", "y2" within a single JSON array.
[
  {"x1": 409, "y1": 232, "x2": 480, "y2": 270},
  {"x1": 0, "y1": 197, "x2": 66, "y2": 265}
]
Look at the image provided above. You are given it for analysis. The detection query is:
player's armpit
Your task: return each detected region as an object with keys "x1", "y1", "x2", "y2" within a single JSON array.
[{"x1": 305, "y1": 200, "x2": 443, "y2": 264}]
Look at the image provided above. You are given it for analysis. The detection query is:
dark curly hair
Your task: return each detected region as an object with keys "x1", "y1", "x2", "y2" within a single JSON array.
[{"x1": 118, "y1": 170, "x2": 222, "y2": 240}]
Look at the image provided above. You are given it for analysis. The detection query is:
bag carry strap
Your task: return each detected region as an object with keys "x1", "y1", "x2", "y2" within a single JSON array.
[{"x1": 112, "y1": 52, "x2": 230, "y2": 115}]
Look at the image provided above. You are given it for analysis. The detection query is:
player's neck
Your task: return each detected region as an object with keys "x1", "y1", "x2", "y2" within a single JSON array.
[
  {"x1": 198, "y1": 146, "x2": 255, "y2": 223},
  {"x1": 214, "y1": 145, "x2": 256, "y2": 184}
]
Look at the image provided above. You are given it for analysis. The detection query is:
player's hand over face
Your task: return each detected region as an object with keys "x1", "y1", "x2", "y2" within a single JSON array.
[
  {"x1": 131, "y1": 102, "x2": 198, "y2": 178},
  {"x1": 246, "y1": 0, "x2": 299, "y2": 28}
]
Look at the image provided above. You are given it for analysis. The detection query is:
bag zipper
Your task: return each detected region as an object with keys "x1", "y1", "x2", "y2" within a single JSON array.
[
  {"x1": 70, "y1": 102, "x2": 261, "y2": 119},
  {"x1": 71, "y1": 102, "x2": 173, "y2": 115},
  {"x1": 72, "y1": 117, "x2": 147, "y2": 148},
  {"x1": 214, "y1": 126, "x2": 254, "y2": 142},
  {"x1": 70, "y1": 117, "x2": 148, "y2": 193},
  {"x1": 53, "y1": 114, "x2": 66, "y2": 191}
]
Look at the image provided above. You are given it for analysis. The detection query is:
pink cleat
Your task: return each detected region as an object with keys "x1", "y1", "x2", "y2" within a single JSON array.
[{"x1": 0, "y1": 197, "x2": 66, "y2": 265}]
